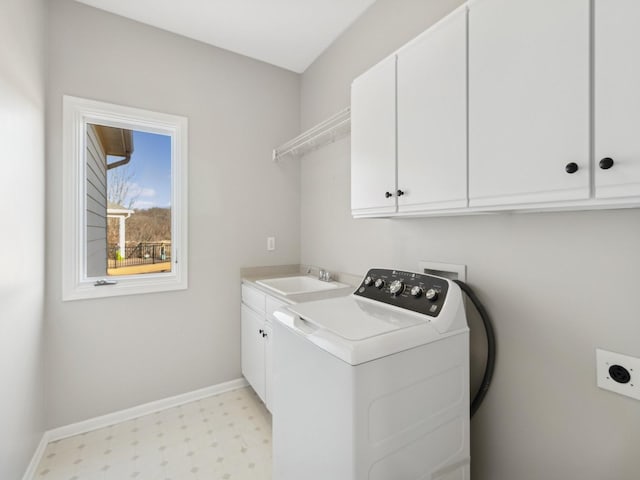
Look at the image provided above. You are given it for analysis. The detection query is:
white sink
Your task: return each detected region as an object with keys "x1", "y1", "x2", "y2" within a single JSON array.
[{"x1": 256, "y1": 276, "x2": 349, "y2": 296}]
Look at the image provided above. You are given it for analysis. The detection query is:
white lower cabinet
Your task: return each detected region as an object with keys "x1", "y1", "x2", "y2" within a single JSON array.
[
  {"x1": 263, "y1": 321, "x2": 273, "y2": 408},
  {"x1": 240, "y1": 284, "x2": 287, "y2": 412},
  {"x1": 241, "y1": 304, "x2": 267, "y2": 404}
]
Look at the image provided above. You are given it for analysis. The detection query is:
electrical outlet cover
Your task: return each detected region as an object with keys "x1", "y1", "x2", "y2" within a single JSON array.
[{"x1": 596, "y1": 348, "x2": 640, "y2": 401}]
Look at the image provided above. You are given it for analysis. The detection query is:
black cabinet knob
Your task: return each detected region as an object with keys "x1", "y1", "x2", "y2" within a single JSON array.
[
  {"x1": 385, "y1": 191, "x2": 393, "y2": 198},
  {"x1": 396, "y1": 189, "x2": 405, "y2": 197},
  {"x1": 599, "y1": 157, "x2": 614, "y2": 170},
  {"x1": 565, "y1": 162, "x2": 579, "y2": 174},
  {"x1": 258, "y1": 329, "x2": 264, "y2": 335}
]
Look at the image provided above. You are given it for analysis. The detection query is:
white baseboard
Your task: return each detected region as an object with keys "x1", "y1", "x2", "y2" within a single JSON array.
[
  {"x1": 21, "y1": 431, "x2": 51, "y2": 480},
  {"x1": 22, "y1": 378, "x2": 248, "y2": 480},
  {"x1": 48, "y1": 377, "x2": 248, "y2": 441}
]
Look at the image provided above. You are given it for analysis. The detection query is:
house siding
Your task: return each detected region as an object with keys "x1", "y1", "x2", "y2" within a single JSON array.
[{"x1": 86, "y1": 123, "x2": 107, "y2": 277}]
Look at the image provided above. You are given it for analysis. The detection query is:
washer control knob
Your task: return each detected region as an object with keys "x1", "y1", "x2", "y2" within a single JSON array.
[
  {"x1": 374, "y1": 278, "x2": 385, "y2": 289},
  {"x1": 363, "y1": 276, "x2": 374, "y2": 286},
  {"x1": 389, "y1": 280, "x2": 404, "y2": 295},
  {"x1": 410, "y1": 286, "x2": 423, "y2": 298},
  {"x1": 425, "y1": 288, "x2": 438, "y2": 301}
]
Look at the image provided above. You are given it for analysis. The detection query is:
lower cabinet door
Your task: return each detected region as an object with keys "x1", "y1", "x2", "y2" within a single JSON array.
[
  {"x1": 263, "y1": 322, "x2": 273, "y2": 412},
  {"x1": 241, "y1": 304, "x2": 266, "y2": 402}
]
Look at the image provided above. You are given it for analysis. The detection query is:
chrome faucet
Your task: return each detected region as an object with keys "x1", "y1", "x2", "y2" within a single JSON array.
[{"x1": 319, "y1": 268, "x2": 332, "y2": 282}]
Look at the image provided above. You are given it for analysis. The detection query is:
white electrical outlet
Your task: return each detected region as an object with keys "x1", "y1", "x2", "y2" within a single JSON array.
[
  {"x1": 267, "y1": 237, "x2": 276, "y2": 251},
  {"x1": 596, "y1": 348, "x2": 640, "y2": 401}
]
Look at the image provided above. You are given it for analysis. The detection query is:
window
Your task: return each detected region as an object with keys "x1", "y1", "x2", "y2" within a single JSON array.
[{"x1": 62, "y1": 96, "x2": 188, "y2": 300}]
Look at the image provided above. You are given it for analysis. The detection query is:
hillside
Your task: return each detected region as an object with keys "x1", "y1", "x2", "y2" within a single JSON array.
[{"x1": 108, "y1": 207, "x2": 171, "y2": 245}]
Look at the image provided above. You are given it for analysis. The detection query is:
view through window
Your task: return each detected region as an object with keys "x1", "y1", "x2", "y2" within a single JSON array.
[
  {"x1": 87, "y1": 124, "x2": 172, "y2": 277},
  {"x1": 64, "y1": 95, "x2": 187, "y2": 300}
]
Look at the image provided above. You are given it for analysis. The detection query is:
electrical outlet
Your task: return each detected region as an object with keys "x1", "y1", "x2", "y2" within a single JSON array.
[
  {"x1": 596, "y1": 348, "x2": 640, "y2": 401},
  {"x1": 267, "y1": 236, "x2": 276, "y2": 251}
]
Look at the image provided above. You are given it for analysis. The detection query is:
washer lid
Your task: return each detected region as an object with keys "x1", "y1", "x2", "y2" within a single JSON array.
[{"x1": 286, "y1": 295, "x2": 427, "y2": 341}]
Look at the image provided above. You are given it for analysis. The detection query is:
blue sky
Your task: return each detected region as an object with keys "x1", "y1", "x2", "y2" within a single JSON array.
[{"x1": 108, "y1": 130, "x2": 172, "y2": 209}]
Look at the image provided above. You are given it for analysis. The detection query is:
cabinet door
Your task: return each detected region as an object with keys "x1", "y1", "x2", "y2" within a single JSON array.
[
  {"x1": 594, "y1": 0, "x2": 640, "y2": 199},
  {"x1": 468, "y1": 0, "x2": 590, "y2": 207},
  {"x1": 351, "y1": 55, "x2": 397, "y2": 216},
  {"x1": 241, "y1": 304, "x2": 265, "y2": 403},
  {"x1": 263, "y1": 322, "x2": 273, "y2": 412},
  {"x1": 397, "y1": 6, "x2": 468, "y2": 212}
]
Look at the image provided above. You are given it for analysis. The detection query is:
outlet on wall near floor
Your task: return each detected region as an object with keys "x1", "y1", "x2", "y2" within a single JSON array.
[
  {"x1": 267, "y1": 236, "x2": 276, "y2": 251},
  {"x1": 596, "y1": 348, "x2": 640, "y2": 401}
]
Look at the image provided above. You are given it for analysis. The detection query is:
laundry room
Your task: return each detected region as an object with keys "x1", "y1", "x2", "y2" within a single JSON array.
[{"x1": 2, "y1": 0, "x2": 639, "y2": 479}]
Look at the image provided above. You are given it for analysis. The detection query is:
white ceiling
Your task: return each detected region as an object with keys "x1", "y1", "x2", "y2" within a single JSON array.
[{"x1": 74, "y1": 0, "x2": 377, "y2": 73}]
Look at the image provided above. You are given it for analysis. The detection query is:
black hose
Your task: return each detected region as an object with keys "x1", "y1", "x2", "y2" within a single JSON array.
[{"x1": 454, "y1": 280, "x2": 496, "y2": 418}]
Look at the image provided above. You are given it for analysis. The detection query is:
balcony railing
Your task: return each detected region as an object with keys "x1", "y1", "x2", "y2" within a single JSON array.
[{"x1": 108, "y1": 242, "x2": 171, "y2": 269}]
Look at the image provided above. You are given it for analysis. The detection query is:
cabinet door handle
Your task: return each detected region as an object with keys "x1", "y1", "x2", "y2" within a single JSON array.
[
  {"x1": 396, "y1": 189, "x2": 405, "y2": 197},
  {"x1": 565, "y1": 162, "x2": 579, "y2": 174},
  {"x1": 258, "y1": 329, "x2": 264, "y2": 335},
  {"x1": 385, "y1": 191, "x2": 393, "y2": 198},
  {"x1": 599, "y1": 157, "x2": 614, "y2": 170},
  {"x1": 262, "y1": 332, "x2": 268, "y2": 338}
]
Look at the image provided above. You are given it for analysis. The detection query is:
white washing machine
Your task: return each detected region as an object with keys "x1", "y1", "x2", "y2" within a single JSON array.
[{"x1": 272, "y1": 268, "x2": 470, "y2": 480}]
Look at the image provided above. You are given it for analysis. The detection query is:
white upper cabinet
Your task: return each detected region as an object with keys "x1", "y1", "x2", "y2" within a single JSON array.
[
  {"x1": 350, "y1": 0, "x2": 640, "y2": 218},
  {"x1": 594, "y1": 0, "x2": 640, "y2": 199},
  {"x1": 468, "y1": 0, "x2": 591, "y2": 207},
  {"x1": 396, "y1": 6, "x2": 468, "y2": 212},
  {"x1": 351, "y1": 56, "x2": 397, "y2": 216}
]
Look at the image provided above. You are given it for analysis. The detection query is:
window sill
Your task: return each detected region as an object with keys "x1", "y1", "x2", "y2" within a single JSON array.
[{"x1": 63, "y1": 270, "x2": 187, "y2": 301}]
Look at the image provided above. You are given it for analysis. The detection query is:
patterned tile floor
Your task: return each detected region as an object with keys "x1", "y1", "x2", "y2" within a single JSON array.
[{"x1": 35, "y1": 387, "x2": 272, "y2": 480}]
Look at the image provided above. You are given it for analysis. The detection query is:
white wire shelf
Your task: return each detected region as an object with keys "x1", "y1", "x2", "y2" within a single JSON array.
[{"x1": 272, "y1": 107, "x2": 351, "y2": 161}]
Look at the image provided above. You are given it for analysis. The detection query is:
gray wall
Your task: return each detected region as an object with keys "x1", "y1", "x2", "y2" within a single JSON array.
[
  {"x1": 300, "y1": 1, "x2": 640, "y2": 479},
  {"x1": 46, "y1": 0, "x2": 300, "y2": 428},
  {"x1": 0, "y1": 0, "x2": 46, "y2": 477}
]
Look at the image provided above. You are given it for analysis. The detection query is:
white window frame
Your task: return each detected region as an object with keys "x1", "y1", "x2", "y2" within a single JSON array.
[{"x1": 62, "y1": 95, "x2": 188, "y2": 301}]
